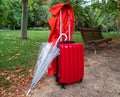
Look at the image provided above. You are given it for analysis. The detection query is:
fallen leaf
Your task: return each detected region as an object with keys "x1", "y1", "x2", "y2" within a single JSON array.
[
  {"x1": 94, "y1": 74, "x2": 99, "y2": 77},
  {"x1": 1, "y1": 90, "x2": 6, "y2": 95},
  {"x1": 6, "y1": 76, "x2": 11, "y2": 80},
  {"x1": 85, "y1": 63, "x2": 90, "y2": 67},
  {"x1": 96, "y1": 90, "x2": 100, "y2": 93},
  {"x1": 29, "y1": 73, "x2": 33, "y2": 78},
  {"x1": 13, "y1": 66, "x2": 21, "y2": 70},
  {"x1": 28, "y1": 69, "x2": 33, "y2": 73},
  {"x1": 93, "y1": 56, "x2": 100, "y2": 61},
  {"x1": 106, "y1": 90, "x2": 113, "y2": 93},
  {"x1": 8, "y1": 56, "x2": 15, "y2": 61},
  {"x1": 1, "y1": 72, "x2": 8, "y2": 76},
  {"x1": 2, "y1": 81, "x2": 10, "y2": 85},
  {"x1": 103, "y1": 52, "x2": 110, "y2": 57},
  {"x1": 14, "y1": 69, "x2": 22, "y2": 73},
  {"x1": 15, "y1": 53, "x2": 20, "y2": 56},
  {"x1": 10, "y1": 74, "x2": 17, "y2": 78}
]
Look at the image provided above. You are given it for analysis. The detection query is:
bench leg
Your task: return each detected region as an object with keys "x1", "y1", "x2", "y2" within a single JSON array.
[
  {"x1": 85, "y1": 43, "x2": 97, "y2": 55},
  {"x1": 93, "y1": 47, "x2": 97, "y2": 55},
  {"x1": 89, "y1": 44, "x2": 97, "y2": 55}
]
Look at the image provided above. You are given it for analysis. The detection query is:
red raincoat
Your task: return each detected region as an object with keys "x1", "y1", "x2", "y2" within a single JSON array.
[{"x1": 48, "y1": 3, "x2": 75, "y2": 75}]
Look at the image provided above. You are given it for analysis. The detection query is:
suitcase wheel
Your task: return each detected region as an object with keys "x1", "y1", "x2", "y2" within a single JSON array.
[
  {"x1": 60, "y1": 83, "x2": 65, "y2": 89},
  {"x1": 56, "y1": 82, "x2": 66, "y2": 89},
  {"x1": 78, "y1": 78, "x2": 83, "y2": 83}
]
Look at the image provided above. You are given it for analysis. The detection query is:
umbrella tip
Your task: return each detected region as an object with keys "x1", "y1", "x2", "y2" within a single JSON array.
[{"x1": 26, "y1": 89, "x2": 31, "y2": 96}]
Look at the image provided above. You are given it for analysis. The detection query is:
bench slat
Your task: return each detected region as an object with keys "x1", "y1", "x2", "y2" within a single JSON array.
[{"x1": 80, "y1": 28, "x2": 112, "y2": 46}]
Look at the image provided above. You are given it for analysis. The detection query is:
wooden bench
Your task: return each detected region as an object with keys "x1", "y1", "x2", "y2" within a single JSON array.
[{"x1": 80, "y1": 28, "x2": 112, "y2": 54}]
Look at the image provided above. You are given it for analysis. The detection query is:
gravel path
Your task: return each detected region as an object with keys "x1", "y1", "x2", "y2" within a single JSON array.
[{"x1": 28, "y1": 41, "x2": 120, "y2": 97}]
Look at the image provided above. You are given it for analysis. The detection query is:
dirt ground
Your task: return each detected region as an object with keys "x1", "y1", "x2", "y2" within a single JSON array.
[{"x1": 26, "y1": 39, "x2": 120, "y2": 97}]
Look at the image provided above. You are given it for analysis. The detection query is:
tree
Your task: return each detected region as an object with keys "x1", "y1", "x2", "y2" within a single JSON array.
[
  {"x1": 34, "y1": 5, "x2": 49, "y2": 27},
  {"x1": 114, "y1": 0, "x2": 120, "y2": 36},
  {"x1": 50, "y1": 0, "x2": 74, "y2": 6},
  {"x1": 74, "y1": 0, "x2": 119, "y2": 31},
  {"x1": 6, "y1": 0, "x2": 21, "y2": 29},
  {"x1": 20, "y1": 0, "x2": 28, "y2": 39},
  {"x1": 28, "y1": 0, "x2": 50, "y2": 28},
  {"x1": 0, "y1": 0, "x2": 8, "y2": 27}
]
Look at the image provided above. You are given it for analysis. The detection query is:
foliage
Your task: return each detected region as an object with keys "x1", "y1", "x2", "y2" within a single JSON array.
[
  {"x1": 0, "y1": 0, "x2": 120, "y2": 31},
  {"x1": 50, "y1": 0, "x2": 73, "y2": 6},
  {"x1": 0, "y1": 0, "x2": 9, "y2": 27},
  {"x1": 27, "y1": 0, "x2": 50, "y2": 28},
  {"x1": 114, "y1": 0, "x2": 120, "y2": 33},
  {"x1": 6, "y1": 0, "x2": 22, "y2": 29},
  {"x1": 28, "y1": 4, "x2": 49, "y2": 27},
  {"x1": 74, "y1": 0, "x2": 120, "y2": 31},
  {"x1": 73, "y1": 0, "x2": 87, "y2": 29},
  {"x1": 0, "y1": 0, "x2": 50, "y2": 29}
]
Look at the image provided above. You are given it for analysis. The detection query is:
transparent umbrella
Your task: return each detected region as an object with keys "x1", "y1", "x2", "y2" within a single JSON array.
[{"x1": 26, "y1": 34, "x2": 67, "y2": 96}]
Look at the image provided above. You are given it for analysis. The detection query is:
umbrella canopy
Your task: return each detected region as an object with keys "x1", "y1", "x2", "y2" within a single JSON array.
[
  {"x1": 26, "y1": 43, "x2": 59, "y2": 96},
  {"x1": 26, "y1": 34, "x2": 67, "y2": 96},
  {"x1": 48, "y1": 3, "x2": 75, "y2": 75}
]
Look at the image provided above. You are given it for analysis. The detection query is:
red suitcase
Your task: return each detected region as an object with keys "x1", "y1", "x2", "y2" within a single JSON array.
[{"x1": 56, "y1": 42, "x2": 84, "y2": 88}]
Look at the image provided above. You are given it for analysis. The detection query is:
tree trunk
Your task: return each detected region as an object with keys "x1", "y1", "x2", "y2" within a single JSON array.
[{"x1": 20, "y1": 0, "x2": 28, "y2": 39}]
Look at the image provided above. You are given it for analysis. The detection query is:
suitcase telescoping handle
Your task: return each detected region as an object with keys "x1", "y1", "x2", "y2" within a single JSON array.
[
  {"x1": 55, "y1": 33, "x2": 67, "y2": 45},
  {"x1": 60, "y1": 9, "x2": 71, "y2": 42}
]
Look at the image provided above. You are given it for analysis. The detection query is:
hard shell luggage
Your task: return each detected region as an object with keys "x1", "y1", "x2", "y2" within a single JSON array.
[{"x1": 56, "y1": 42, "x2": 84, "y2": 88}]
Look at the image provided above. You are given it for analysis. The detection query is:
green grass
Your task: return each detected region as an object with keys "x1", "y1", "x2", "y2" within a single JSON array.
[
  {"x1": 0, "y1": 30, "x2": 117, "y2": 71},
  {"x1": 0, "y1": 30, "x2": 49, "y2": 71},
  {"x1": 102, "y1": 31, "x2": 118, "y2": 39},
  {"x1": 0, "y1": 30, "x2": 81, "y2": 70}
]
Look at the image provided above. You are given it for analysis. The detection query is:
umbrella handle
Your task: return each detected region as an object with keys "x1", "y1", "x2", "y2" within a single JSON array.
[{"x1": 55, "y1": 33, "x2": 67, "y2": 45}]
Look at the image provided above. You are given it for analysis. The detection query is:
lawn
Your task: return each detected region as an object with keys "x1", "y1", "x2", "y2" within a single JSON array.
[
  {"x1": 0, "y1": 30, "x2": 117, "y2": 89},
  {"x1": 0, "y1": 30, "x2": 48, "y2": 71},
  {"x1": 0, "y1": 30, "x2": 82, "y2": 71}
]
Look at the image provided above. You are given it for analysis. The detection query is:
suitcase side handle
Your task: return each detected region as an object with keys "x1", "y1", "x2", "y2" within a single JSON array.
[{"x1": 55, "y1": 33, "x2": 67, "y2": 45}]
